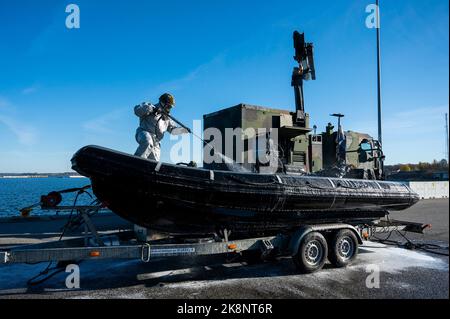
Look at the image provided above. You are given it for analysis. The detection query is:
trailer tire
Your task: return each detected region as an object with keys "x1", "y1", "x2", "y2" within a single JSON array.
[
  {"x1": 328, "y1": 229, "x2": 358, "y2": 268},
  {"x1": 293, "y1": 231, "x2": 328, "y2": 273}
]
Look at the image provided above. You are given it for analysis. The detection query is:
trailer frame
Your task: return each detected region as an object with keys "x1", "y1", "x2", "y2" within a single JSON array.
[{"x1": 0, "y1": 205, "x2": 431, "y2": 273}]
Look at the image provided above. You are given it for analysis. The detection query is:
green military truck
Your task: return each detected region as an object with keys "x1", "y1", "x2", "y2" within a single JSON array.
[{"x1": 203, "y1": 104, "x2": 384, "y2": 179}]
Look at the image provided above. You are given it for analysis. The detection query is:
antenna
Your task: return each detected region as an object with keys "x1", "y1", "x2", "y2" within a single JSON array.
[
  {"x1": 331, "y1": 113, "x2": 345, "y2": 128},
  {"x1": 292, "y1": 31, "x2": 316, "y2": 127},
  {"x1": 376, "y1": 0, "x2": 383, "y2": 146},
  {"x1": 446, "y1": 113, "x2": 449, "y2": 163},
  {"x1": 331, "y1": 113, "x2": 346, "y2": 164}
]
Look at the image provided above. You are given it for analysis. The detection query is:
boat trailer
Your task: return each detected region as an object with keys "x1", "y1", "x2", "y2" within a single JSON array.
[{"x1": 0, "y1": 204, "x2": 431, "y2": 275}]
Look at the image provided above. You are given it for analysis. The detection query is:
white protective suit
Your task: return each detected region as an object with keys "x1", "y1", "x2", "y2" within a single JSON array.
[{"x1": 133, "y1": 102, "x2": 188, "y2": 161}]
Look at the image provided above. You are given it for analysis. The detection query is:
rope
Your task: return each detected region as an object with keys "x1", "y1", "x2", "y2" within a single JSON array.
[
  {"x1": 27, "y1": 263, "x2": 66, "y2": 286},
  {"x1": 370, "y1": 228, "x2": 449, "y2": 257},
  {"x1": 27, "y1": 188, "x2": 97, "y2": 286}
]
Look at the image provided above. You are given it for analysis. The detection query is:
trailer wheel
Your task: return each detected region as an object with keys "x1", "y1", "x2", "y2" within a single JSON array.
[
  {"x1": 328, "y1": 229, "x2": 358, "y2": 268},
  {"x1": 293, "y1": 232, "x2": 328, "y2": 273}
]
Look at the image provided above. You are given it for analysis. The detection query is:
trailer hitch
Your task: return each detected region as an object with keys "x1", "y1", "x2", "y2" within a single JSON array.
[{"x1": 260, "y1": 239, "x2": 275, "y2": 259}]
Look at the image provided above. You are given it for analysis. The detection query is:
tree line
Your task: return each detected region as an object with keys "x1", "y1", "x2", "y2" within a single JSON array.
[{"x1": 385, "y1": 159, "x2": 448, "y2": 173}]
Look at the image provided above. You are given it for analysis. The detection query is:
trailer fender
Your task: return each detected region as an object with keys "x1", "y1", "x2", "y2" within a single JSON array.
[
  {"x1": 288, "y1": 226, "x2": 315, "y2": 256},
  {"x1": 347, "y1": 226, "x2": 363, "y2": 245},
  {"x1": 310, "y1": 224, "x2": 363, "y2": 245}
]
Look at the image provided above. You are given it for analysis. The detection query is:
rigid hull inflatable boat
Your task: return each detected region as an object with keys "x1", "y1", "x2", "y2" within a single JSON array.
[{"x1": 71, "y1": 145, "x2": 419, "y2": 236}]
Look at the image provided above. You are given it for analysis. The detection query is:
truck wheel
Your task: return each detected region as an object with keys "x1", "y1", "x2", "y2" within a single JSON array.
[
  {"x1": 293, "y1": 232, "x2": 328, "y2": 273},
  {"x1": 328, "y1": 229, "x2": 358, "y2": 268}
]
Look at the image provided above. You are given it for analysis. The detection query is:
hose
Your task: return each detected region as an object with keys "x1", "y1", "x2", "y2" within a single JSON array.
[{"x1": 26, "y1": 188, "x2": 95, "y2": 286}]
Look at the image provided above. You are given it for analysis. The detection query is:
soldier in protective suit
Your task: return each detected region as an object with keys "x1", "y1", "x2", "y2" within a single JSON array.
[{"x1": 134, "y1": 93, "x2": 190, "y2": 161}]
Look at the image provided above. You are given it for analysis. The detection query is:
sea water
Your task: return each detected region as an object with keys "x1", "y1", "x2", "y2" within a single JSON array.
[{"x1": 0, "y1": 177, "x2": 93, "y2": 217}]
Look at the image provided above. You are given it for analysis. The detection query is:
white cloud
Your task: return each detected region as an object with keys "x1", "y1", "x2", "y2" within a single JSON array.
[
  {"x1": 0, "y1": 114, "x2": 37, "y2": 145},
  {"x1": 22, "y1": 85, "x2": 39, "y2": 95},
  {"x1": 81, "y1": 56, "x2": 226, "y2": 136},
  {"x1": 0, "y1": 96, "x2": 38, "y2": 145},
  {"x1": 384, "y1": 105, "x2": 449, "y2": 132},
  {"x1": 148, "y1": 55, "x2": 226, "y2": 96},
  {"x1": 350, "y1": 105, "x2": 449, "y2": 135},
  {"x1": 0, "y1": 97, "x2": 10, "y2": 109},
  {"x1": 82, "y1": 108, "x2": 127, "y2": 134}
]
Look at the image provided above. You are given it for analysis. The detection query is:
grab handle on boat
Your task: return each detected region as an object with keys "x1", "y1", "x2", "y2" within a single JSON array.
[{"x1": 141, "y1": 243, "x2": 151, "y2": 263}]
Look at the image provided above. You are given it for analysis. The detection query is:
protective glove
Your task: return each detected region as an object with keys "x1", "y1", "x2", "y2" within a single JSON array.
[{"x1": 171, "y1": 127, "x2": 191, "y2": 135}]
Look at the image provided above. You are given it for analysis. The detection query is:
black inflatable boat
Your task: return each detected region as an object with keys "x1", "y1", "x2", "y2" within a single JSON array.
[{"x1": 71, "y1": 145, "x2": 419, "y2": 236}]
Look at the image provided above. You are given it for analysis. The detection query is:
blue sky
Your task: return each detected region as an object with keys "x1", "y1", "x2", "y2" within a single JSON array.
[{"x1": 0, "y1": 0, "x2": 448, "y2": 172}]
